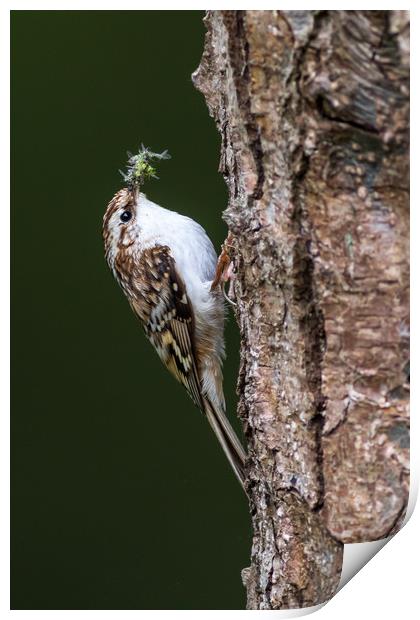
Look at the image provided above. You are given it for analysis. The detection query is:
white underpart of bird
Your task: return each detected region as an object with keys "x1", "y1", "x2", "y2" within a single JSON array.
[{"x1": 103, "y1": 189, "x2": 246, "y2": 489}]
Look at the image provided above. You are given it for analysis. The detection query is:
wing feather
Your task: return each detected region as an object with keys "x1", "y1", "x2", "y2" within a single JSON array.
[{"x1": 130, "y1": 246, "x2": 204, "y2": 410}]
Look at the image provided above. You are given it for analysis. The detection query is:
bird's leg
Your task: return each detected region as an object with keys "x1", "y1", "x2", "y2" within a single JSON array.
[
  {"x1": 224, "y1": 261, "x2": 236, "y2": 304},
  {"x1": 211, "y1": 233, "x2": 237, "y2": 306}
]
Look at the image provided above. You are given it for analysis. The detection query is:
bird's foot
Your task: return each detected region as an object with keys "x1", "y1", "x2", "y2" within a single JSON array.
[{"x1": 211, "y1": 233, "x2": 237, "y2": 306}]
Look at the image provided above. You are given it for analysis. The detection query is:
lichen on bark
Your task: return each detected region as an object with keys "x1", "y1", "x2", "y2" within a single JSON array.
[{"x1": 193, "y1": 10, "x2": 409, "y2": 610}]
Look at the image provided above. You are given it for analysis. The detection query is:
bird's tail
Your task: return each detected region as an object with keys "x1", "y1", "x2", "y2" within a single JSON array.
[{"x1": 204, "y1": 400, "x2": 247, "y2": 491}]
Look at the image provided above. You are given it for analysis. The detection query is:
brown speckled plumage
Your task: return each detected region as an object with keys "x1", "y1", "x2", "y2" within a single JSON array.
[{"x1": 118, "y1": 244, "x2": 204, "y2": 410}]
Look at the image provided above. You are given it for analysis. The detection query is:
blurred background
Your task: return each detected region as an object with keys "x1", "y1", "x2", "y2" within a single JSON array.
[{"x1": 11, "y1": 11, "x2": 251, "y2": 610}]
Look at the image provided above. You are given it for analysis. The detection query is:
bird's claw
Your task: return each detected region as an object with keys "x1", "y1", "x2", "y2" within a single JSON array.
[{"x1": 211, "y1": 233, "x2": 237, "y2": 306}]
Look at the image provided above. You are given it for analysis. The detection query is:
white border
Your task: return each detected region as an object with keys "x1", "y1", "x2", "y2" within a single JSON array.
[{"x1": 3, "y1": 4, "x2": 417, "y2": 618}]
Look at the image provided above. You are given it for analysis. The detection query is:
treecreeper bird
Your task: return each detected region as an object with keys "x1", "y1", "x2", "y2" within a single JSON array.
[{"x1": 102, "y1": 147, "x2": 246, "y2": 489}]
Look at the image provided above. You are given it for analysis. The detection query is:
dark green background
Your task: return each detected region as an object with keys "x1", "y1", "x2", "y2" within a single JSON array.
[{"x1": 11, "y1": 11, "x2": 251, "y2": 610}]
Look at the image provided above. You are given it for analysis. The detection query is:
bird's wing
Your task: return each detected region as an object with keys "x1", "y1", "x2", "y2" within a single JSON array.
[{"x1": 130, "y1": 245, "x2": 204, "y2": 410}]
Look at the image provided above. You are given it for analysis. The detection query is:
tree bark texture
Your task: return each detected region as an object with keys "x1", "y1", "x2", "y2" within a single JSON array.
[{"x1": 193, "y1": 10, "x2": 409, "y2": 610}]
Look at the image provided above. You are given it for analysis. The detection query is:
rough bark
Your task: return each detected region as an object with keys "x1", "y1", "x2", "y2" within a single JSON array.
[{"x1": 193, "y1": 10, "x2": 409, "y2": 610}]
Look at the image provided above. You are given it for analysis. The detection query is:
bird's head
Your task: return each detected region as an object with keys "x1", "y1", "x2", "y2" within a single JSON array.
[{"x1": 102, "y1": 187, "x2": 140, "y2": 269}]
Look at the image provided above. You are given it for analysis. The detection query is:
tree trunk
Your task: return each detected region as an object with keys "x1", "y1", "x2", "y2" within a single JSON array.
[{"x1": 193, "y1": 10, "x2": 409, "y2": 610}]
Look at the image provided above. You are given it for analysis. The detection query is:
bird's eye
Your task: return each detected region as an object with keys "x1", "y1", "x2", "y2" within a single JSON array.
[{"x1": 120, "y1": 210, "x2": 132, "y2": 223}]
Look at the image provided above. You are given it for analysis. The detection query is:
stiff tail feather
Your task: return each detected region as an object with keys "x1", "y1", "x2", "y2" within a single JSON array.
[{"x1": 204, "y1": 400, "x2": 247, "y2": 490}]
